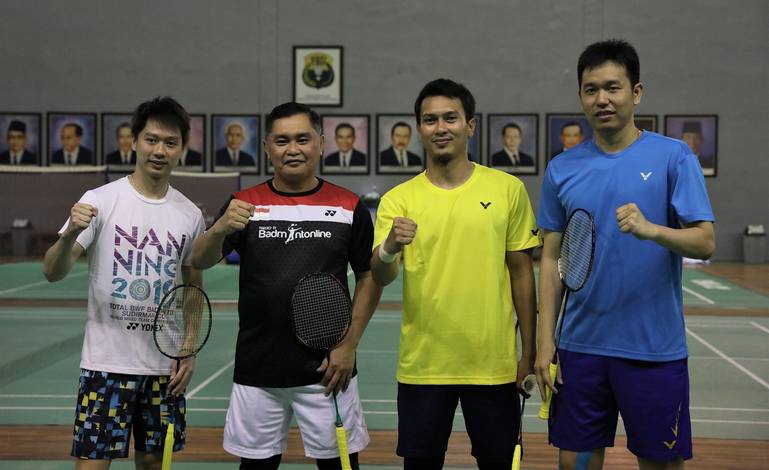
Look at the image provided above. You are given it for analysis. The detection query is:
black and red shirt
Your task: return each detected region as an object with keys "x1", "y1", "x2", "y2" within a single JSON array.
[{"x1": 219, "y1": 179, "x2": 373, "y2": 387}]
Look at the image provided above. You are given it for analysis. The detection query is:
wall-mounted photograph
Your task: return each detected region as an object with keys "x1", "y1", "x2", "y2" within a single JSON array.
[
  {"x1": 376, "y1": 114, "x2": 424, "y2": 174},
  {"x1": 321, "y1": 115, "x2": 369, "y2": 175},
  {"x1": 487, "y1": 114, "x2": 538, "y2": 174},
  {"x1": 0, "y1": 113, "x2": 41, "y2": 165},
  {"x1": 102, "y1": 113, "x2": 135, "y2": 170},
  {"x1": 665, "y1": 115, "x2": 717, "y2": 177},
  {"x1": 48, "y1": 113, "x2": 97, "y2": 166},
  {"x1": 178, "y1": 114, "x2": 205, "y2": 171},
  {"x1": 212, "y1": 115, "x2": 260, "y2": 173},
  {"x1": 293, "y1": 46, "x2": 343, "y2": 107},
  {"x1": 546, "y1": 114, "x2": 593, "y2": 164},
  {"x1": 634, "y1": 115, "x2": 658, "y2": 133}
]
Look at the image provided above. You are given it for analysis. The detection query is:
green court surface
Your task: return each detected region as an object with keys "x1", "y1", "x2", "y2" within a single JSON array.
[{"x1": 0, "y1": 261, "x2": 768, "y2": 465}]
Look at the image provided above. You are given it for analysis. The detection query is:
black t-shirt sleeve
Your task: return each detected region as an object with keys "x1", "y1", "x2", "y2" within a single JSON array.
[
  {"x1": 215, "y1": 195, "x2": 241, "y2": 256},
  {"x1": 349, "y1": 200, "x2": 374, "y2": 273}
]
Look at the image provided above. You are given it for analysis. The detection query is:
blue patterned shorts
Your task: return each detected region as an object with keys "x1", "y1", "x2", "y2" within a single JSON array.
[{"x1": 71, "y1": 369, "x2": 186, "y2": 460}]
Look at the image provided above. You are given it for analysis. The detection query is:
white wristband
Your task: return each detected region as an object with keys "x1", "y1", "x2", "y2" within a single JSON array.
[{"x1": 378, "y1": 244, "x2": 398, "y2": 263}]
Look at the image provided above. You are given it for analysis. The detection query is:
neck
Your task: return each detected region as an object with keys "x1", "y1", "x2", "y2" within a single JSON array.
[
  {"x1": 272, "y1": 175, "x2": 319, "y2": 193},
  {"x1": 594, "y1": 123, "x2": 641, "y2": 153},
  {"x1": 425, "y1": 155, "x2": 474, "y2": 189},
  {"x1": 129, "y1": 172, "x2": 169, "y2": 199}
]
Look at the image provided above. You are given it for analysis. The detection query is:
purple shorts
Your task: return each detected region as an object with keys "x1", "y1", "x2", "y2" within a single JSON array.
[{"x1": 549, "y1": 350, "x2": 692, "y2": 461}]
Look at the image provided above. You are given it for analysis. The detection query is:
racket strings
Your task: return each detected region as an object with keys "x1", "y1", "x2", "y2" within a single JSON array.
[
  {"x1": 155, "y1": 286, "x2": 211, "y2": 357},
  {"x1": 559, "y1": 210, "x2": 595, "y2": 291},
  {"x1": 292, "y1": 274, "x2": 351, "y2": 350}
]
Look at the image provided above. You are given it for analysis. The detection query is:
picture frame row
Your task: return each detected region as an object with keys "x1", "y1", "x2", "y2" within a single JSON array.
[{"x1": 0, "y1": 112, "x2": 718, "y2": 177}]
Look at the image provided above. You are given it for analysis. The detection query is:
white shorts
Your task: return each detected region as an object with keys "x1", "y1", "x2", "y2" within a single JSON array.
[{"x1": 223, "y1": 376, "x2": 370, "y2": 460}]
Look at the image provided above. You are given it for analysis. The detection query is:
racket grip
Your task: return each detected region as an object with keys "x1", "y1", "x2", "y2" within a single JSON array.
[
  {"x1": 162, "y1": 422, "x2": 175, "y2": 470},
  {"x1": 538, "y1": 362, "x2": 558, "y2": 420},
  {"x1": 512, "y1": 443, "x2": 522, "y2": 470},
  {"x1": 335, "y1": 424, "x2": 352, "y2": 470}
]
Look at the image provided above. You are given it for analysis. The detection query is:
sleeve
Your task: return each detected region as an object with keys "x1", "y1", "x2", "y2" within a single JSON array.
[
  {"x1": 671, "y1": 147, "x2": 715, "y2": 224},
  {"x1": 215, "y1": 195, "x2": 241, "y2": 256},
  {"x1": 348, "y1": 200, "x2": 375, "y2": 273},
  {"x1": 182, "y1": 207, "x2": 207, "y2": 266},
  {"x1": 537, "y1": 167, "x2": 567, "y2": 232},
  {"x1": 506, "y1": 181, "x2": 542, "y2": 251},
  {"x1": 372, "y1": 192, "x2": 400, "y2": 251},
  {"x1": 58, "y1": 189, "x2": 100, "y2": 251}
]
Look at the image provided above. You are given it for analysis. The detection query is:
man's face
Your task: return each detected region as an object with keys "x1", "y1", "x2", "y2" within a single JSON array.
[
  {"x1": 579, "y1": 61, "x2": 642, "y2": 137},
  {"x1": 560, "y1": 125, "x2": 583, "y2": 150},
  {"x1": 391, "y1": 125, "x2": 411, "y2": 152},
  {"x1": 133, "y1": 119, "x2": 184, "y2": 180},
  {"x1": 60, "y1": 125, "x2": 80, "y2": 153},
  {"x1": 502, "y1": 127, "x2": 521, "y2": 152},
  {"x1": 418, "y1": 95, "x2": 474, "y2": 162},
  {"x1": 226, "y1": 125, "x2": 245, "y2": 151},
  {"x1": 117, "y1": 127, "x2": 133, "y2": 152},
  {"x1": 263, "y1": 114, "x2": 323, "y2": 184},
  {"x1": 7, "y1": 131, "x2": 26, "y2": 153},
  {"x1": 682, "y1": 132, "x2": 702, "y2": 154},
  {"x1": 335, "y1": 127, "x2": 355, "y2": 153}
]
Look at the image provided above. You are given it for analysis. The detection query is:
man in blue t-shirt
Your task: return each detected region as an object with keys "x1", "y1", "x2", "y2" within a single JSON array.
[{"x1": 535, "y1": 39, "x2": 715, "y2": 470}]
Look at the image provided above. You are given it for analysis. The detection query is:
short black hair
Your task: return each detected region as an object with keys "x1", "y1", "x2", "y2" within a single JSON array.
[
  {"x1": 577, "y1": 39, "x2": 640, "y2": 87},
  {"x1": 131, "y1": 97, "x2": 190, "y2": 146},
  {"x1": 502, "y1": 123, "x2": 522, "y2": 136},
  {"x1": 62, "y1": 122, "x2": 84, "y2": 137},
  {"x1": 414, "y1": 78, "x2": 476, "y2": 125},
  {"x1": 561, "y1": 121, "x2": 584, "y2": 134},
  {"x1": 390, "y1": 121, "x2": 411, "y2": 137},
  {"x1": 116, "y1": 122, "x2": 131, "y2": 138},
  {"x1": 335, "y1": 122, "x2": 355, "y2": 137},
  {"x1": 265, "y1": 102, "x2": 321, "y2": 135}
]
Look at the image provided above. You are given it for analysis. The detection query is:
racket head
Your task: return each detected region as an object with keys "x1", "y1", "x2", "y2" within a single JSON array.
[
  {"x1": 291, "y1": 272, "x2": 352, "y2": 350},
  {"x1": 153, "y1": 284, "x2": 212, "y2": 360},
  {"x1": 558, "y1": 208, "x2": 595, "y2": 292}
]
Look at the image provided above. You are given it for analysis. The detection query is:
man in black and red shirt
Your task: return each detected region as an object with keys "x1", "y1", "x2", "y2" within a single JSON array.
[{"x1": 192, "y1": 102, "x2": 382, "y2": 470}]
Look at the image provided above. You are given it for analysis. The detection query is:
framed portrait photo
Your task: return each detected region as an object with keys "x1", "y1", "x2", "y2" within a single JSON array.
[
  {"x1": 665, "y1": 114, "x2": 717, "y2": 177},
  {"x1": 487, "y1": 114, "x2": 538, "y2": 175},
  {"x1": 177, "y1": 114, "x2": 205, "y2": 172},
  {"x1": 321, "y1": 114, "x2": 369, "y2": 175},
  {"x1": 634, "y1": 114, "x2": 658, "y2": 133},
  {"x1": 293, "y1": 46, "x2": 343, "y2": 107},
  {"x1": 468, "y1": 113, "x2": 482, "y2": 164},
  {"x1": 375, "y1": 114, "x2": 424, "y2": 175},
  {"x1": 212, "y1": 115, "x2": 260, "y2": 174},
  {"x1": 0, "y1": 112, "x2": 41, "y2": 166},
  {"x1": 47, "y1": 112, "x2": 97, "y2": 166},
  {"x1": 546, "y1": 114, "x2": 593, "y2": 165},
  {"x1": 102, "y1": 113, "x2": 135, "y2": 171}
]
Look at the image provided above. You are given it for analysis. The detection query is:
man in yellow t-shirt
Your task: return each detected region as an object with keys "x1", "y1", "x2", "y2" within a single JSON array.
[{"x1": 371, "y1": 78, "x2": 541, "y2": 470}]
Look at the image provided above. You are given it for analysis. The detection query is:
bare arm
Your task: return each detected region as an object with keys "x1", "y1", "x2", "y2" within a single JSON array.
[
  {"x1": 191, "y1": 199, "x2": 254, "y2": 269},
  {"x1": 322, "y1": 271, "x2": 384, "y2": 394},
  {"x1": 43, "y1": 203, "x2": 96, "y2": 282},
  {"x1": 534, "y1": 230, "x2": 565, "y2": 398},
  {"x1": 370, "y1": 216, "x2": 416, "y2": 286},
  {"x1": 506, "y1": 249, "x2": 537, "y2": 387},
  {"x1": 616, "y1": 203, "x2": 715, "y2": 259},
  {"x1": 168, "y1": 264, "x2": 203, "y2": 396}
]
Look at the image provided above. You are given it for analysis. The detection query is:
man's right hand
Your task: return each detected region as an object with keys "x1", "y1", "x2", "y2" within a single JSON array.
[
  {"x1": 383, "y1": 216, "x2": 417, "y2": 253},
  {"x1": 213, "y1": 199, "x2": 254, "y2": 235},
  {"x1": 64, "y1": 203, "x2": 97, "y2": 237}
]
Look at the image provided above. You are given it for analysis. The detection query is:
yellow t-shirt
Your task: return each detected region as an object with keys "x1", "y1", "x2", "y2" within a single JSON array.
[{"x1": 374, "y1": 164, "x2": 541, "y2": 384}]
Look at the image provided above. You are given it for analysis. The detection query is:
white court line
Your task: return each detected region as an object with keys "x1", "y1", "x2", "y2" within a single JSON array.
[
  {"x1": 749, "y1": 321, "x2": 769, "y2": 335},
  {"x1": 683, "y1": 286, "x2": 714, "y2": 305},
  {"x1": 0, "y1": 270, "x2": 87, "y2": 296},
  {"x1": 686, "y1": 328, "x2": 769, "y2": 390},
  {"x1": 185, "y1": 359, "x2": 235, "y2": 399}
]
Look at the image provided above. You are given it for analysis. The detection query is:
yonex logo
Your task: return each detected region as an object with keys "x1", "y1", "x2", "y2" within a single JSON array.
[
  {"x1": 640, "y1": 171, "x2": 653, "y2": 181},
  {"x1": 480, "y1": 201, "x2": 491, "y2": 209},
  {"x1": 531, "y1": 228, "x2": 540, "y2": 237},
  {"x1": 325, "y1": 210, "x2": 337, "y2": 216},
  {"x1": 127, "y1": 322, "x2": 139, "y2": 330}
]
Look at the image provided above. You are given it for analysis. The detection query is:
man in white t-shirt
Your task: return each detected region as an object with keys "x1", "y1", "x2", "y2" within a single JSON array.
[{"x1": 43, "y1": 96, "x2": 205, "y2": 470}]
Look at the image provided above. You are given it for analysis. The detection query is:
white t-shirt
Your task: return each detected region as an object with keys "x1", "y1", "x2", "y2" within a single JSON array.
[{"x1": 59, "y1": 177, "x2": 205, "y2": 375}]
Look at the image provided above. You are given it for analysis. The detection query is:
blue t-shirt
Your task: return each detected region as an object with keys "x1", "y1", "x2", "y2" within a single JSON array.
[{"x1": 538, "y1": 131, "x2": 714, "y2": 361}]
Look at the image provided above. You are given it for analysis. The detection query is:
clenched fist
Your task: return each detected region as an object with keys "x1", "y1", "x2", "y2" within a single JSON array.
[
  {"x1": 214, "y1": 199, "x2": 254, "y2": 235},
  {"x1": 616, "y1": 203, "x2": 657, "y2": 240},
  {"x1": 382, "y1": 216, "x2": 417, "y2": 254},
  {"x1": 65, "y1": 203, "x2": 97, "y2": 236}
]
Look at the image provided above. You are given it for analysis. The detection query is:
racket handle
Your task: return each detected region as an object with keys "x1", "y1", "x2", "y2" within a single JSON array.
[
  {"x1": 538, "y1": 362, "x2": 558, "y2": 420},
  {"x1": 335, "y1": 424, "x2": 352, "y2": 470},
  {"x1": 162, "y1": 422, "x2": 175, "y2": 470},
  {"x1": 512, "y1": 443, "x2": 522, "y2": 470}
]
